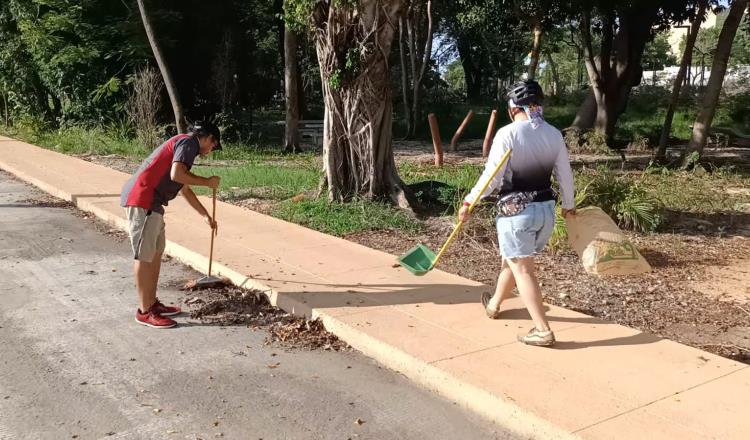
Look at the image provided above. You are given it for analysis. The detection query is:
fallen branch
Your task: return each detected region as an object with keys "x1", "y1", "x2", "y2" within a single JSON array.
[{"x1": 735, "y1": 304, "x2": 750, "y2": 319}]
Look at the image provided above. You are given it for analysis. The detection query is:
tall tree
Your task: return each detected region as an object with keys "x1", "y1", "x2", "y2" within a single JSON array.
[
  {"x1": 573, "y1": 1, "x2": 692, "y2": 143},
  {"x1": 511, "y1": 0, "x2": 570, "y2": 80},
  {"x1": 527, "y1": 22, "x2": 543, "y2": 79},
  {"x1": 290, "y1": 0, "x2": 411, "y2": 206},
  {"x1": 657, "y1": 0, "x2": 709, "y2": 161},
  {"x1": 439, "y1": 0, "x2": 525, "y2": 102},
  {"x1": 398, "y1": 0, "x2": 433, "y2": 138},
  {"x1": 283, "y1": 15, "x2": 301, "y2": 153},
  {"x1": 136, "y1": 0, "x2": 186, "y2": 133},
  {"x1": 683, "y1": 0, "x2": 749, "y2": 167}
]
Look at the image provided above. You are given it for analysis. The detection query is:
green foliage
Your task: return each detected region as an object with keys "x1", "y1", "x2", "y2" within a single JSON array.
[
  {"x1": 726, "y1": 92, "x2": 750, "y2": 128},
  {"x1": 617, "y1": 185, "x2": 664, "y2": 232},
  {"x1": 283, "y1": 0, "x2": 316, "y2": 33},
  {"x1": 91, "y1": 77, "x2": 123, "y2": 104},
  {"x1": 578, "y1": 167, "x2": 664, "y2": 232},
  {"x1": 544, "y1": 27, "x2": 589, "y2": 95},
  {"x1": 443, "y1": 60, "x2": 466, "y2": 94},
  {"x1": 684, "y1": 9, "x2": 750, "y2": 68},
  {"x1": 643, "y1": 32, "x2": 677, "y2": 71},
  {"x1": 548, "y1": 190, "x2": 587, "y2": 253},
  {"x1": 437, "y1": 0, "x2": 526, "y2": 101},
  {"x1": 2, "y1": 0, "x2": 147, "y2": 123},
  {"x1": 274, "y1": 198, "x2": 421, "y2": 236},
  {"x1": 329, "y1": 70, "x2": 342, "y2": 90},
  {"x1": 684, "y1": 150, "x2": 701, "y2": 168}
]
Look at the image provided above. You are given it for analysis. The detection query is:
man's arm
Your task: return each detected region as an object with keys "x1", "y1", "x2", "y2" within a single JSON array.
[
  {"x1": 170, "y1": 162, "x2": 219, "y2": 188},
  {"x1": 179, "y1": 185, "x2": 217, "y2": 231}
]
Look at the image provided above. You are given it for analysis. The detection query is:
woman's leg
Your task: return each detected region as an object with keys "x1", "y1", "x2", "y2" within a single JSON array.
[
  {"x1": 487, "y1": 259, "x2": 515, "y2": 312},
  {"x1": 505, "y1": 256, "x2": 550, "y2": 331}
]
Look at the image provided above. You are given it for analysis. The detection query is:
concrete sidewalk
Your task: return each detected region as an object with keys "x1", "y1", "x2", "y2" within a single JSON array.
[{"x1": 2, "y1": 135, "x2": 748, "y2": 439}]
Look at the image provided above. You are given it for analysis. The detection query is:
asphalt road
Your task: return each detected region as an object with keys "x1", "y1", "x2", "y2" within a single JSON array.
[{"x1": 0, "y1": 172, "x2": 513, "y2": 440}]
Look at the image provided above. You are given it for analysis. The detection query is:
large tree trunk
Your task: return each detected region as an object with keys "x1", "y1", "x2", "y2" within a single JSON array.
[
  {"x1": 575, "y1": 8, "x2": 655, "y2": 142},
  {"x1": 657, "y1": 1, "x2": 707, "y2": 161},
  {"x1": 397, "y1": 2, "x2": 432, "y2": 139},
  {"x1": 136, "y1": 0, "x2": 186, "y2": 133},
  {"x1": 409, "y1": 0, "x2": 433, "y2": 138},
  {"x1": 398, "y1": 17, "x2": 411, "y2": 136},
  {"x1": 313, "y1": 0, "x2": 411, "y2": 207},
  {"x1": 457, "y1": 37, "x2": 482, "y2": 102},
  {"x1": 545, "y1": 51, "x2": 560, "y2": 97},
  {"x1": 571, "y1": 91, "x2": 597, "y2": 129},
  {"x1": 1, "y1": 89, "x2": 8, "y2": 126},
  {"x1": 683, "y1": 0, "x2": 748, "y2": 167},
  {"x1": 284, "y1": 24, "x2": 301, "y2": 153},
  {"x1": 527, "y1": 22, "x2": 543, "y2": 80}
]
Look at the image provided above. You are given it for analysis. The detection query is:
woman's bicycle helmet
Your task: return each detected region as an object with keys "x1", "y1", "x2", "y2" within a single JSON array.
[{"x1": 506, "y1": 80, "x2": 544, "y2": 106}]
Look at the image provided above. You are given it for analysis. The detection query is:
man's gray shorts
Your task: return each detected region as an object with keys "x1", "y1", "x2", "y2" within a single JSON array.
[{"x1": 125, "y1": 207, "x2": 165, "y2": 263}]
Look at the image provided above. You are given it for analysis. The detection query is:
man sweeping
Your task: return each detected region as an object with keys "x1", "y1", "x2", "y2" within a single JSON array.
[
  {"x1": 120, "y1": 122, "x2": 222, "y2": 329},
  {"x1": 458, "y1": 80, "x2": 575, "y2": 346}
]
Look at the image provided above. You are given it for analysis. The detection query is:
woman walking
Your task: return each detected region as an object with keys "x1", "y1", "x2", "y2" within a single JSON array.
[{"x1": 458, "y1": 80, "x2": 575, "y2": 347}]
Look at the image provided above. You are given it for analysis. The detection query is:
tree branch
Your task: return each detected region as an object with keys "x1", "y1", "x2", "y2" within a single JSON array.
[
  {"x1": 600, "y1": 11, "x2": 614, "y2": 79},
  {"x1": 415, "y1": 0, "x2": 433, "y2": 86},
  {"x1": 580, "y1": 10, "x2": 601, "y2": 83}
]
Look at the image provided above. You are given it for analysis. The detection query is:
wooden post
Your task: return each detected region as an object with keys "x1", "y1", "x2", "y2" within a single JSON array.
[
  {"x1": 428, "y1": 113, "x2": 443, "y2": 167},
  {"x1": 483, "y1": 110, "x2": 498, "y2": 158},
  {"x1": 450, "y1": 110, "x2": 474, "y2": 151}
]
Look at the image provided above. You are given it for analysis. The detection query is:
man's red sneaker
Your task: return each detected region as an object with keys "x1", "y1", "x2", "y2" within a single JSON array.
[
  {"x1": 151, "y1": 298, "x2": 182, "y2": 316},
  {"x1": 135, "y1": 308, "x2": 176, "y2": 329}
]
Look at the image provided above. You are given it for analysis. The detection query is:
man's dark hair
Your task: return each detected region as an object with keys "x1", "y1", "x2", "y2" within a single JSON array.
[{"x1": 189, "y1": 121, "x2": 222, "y2": 150}]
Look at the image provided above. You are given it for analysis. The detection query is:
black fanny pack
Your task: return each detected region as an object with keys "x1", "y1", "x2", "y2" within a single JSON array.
[{"x1": 496, "y1": 188, "x2": 554, "y2": 217}]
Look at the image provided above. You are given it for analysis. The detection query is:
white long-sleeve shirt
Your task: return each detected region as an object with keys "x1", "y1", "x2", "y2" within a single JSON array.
[{"x1": 464, "y1": 119, "x2": 575, "y2": 209}]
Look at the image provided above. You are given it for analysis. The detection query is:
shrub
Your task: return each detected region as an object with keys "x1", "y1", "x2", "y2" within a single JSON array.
[
  {"x1": 127, "y1": 67, "x2": 163, "y2": 150},
  {"x1": 578, "y1": 167, "x2": 663, "y2": 232},
  {"x1": 564, "y1": 129, "x2": 612, "y2": 155},
  {"x1": 548, "y1": 190, "x2": 588, "y2": 253}
]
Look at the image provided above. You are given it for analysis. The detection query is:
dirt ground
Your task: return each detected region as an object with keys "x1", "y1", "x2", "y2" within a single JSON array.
[
  {"x1": 345, "y1": 218, "x2": 750, "y2": 363},
  {"x1": 75, "y1": 143, "x2": 750, "y2": 364}
]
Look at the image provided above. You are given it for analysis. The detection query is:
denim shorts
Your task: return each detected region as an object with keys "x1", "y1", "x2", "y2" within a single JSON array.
[{"x1": 495, "y1": 200, "x2": 556, "y2": 259}]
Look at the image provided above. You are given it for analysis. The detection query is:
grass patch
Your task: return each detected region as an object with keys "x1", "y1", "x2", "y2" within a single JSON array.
[
  {"x1": 1, "y1": 124, "x2": 148, "y2": 158},
  {"x1": 205, "y1": 141, "x2": 319, "y2": 164},
  {"x1": 399, "y1": 161, "x2": 482, "y2": 210},
  {"x1": 637, "y1": 168, "x2": 750, "y2": 215},
  {"x1": 274, "y1": 197, "x2": 421, "y2": 236},
  {"x1": 400, "y1": 161, "x2": 482, "y2": 189},
  {"x1": 193, "y1": 163, "x2": 320, "y2": 200}
]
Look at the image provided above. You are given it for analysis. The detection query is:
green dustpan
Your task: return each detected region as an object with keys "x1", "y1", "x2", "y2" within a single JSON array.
[
  {"x1": 398, "y1": 244, "x2": 437, "y2": 276},
  {"x1": 397, "y1": 148, "x2": 513, "y2": 277}
]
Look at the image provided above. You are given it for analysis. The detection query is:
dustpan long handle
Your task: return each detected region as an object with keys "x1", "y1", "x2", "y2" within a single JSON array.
[
  {"x1": 430, "y1": 147, "x2": 512, "y2": 269},
  {"x1": 208, "y1": 187, "x2": 216, "y2": 276}
]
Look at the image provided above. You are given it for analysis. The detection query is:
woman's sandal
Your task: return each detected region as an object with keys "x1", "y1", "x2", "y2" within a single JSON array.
[{"x1": 481, "y1": 292, "x2": 502, "y2": 319}]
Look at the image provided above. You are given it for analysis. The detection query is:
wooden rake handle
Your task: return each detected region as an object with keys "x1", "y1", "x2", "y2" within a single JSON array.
[
  {"x1": 430, "y1": 147, "x2": 512, "y2": 270},
  {"x1": 208, "y1": 187, "x2": 216, "y2": 276}
]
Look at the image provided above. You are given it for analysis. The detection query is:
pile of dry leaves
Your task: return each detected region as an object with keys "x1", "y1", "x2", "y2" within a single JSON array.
[{"x1": 181, "y1": 284, "x2": 348, "y2": 351}]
